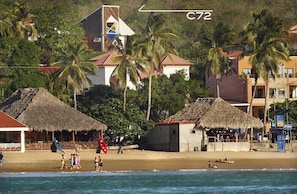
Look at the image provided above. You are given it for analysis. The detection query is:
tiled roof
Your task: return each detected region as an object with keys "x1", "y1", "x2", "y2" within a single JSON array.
[
  {"x1": 0, "y1": 111, "x2": 26, "y2": 128},
  {"x1": 162, "y1": 54, "x2": 193, "y2": 66},
  {"x1": 90, "y1": 50, "x2": 120, "y2": 66}
]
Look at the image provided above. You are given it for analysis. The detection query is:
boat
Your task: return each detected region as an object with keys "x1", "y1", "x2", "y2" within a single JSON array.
[{"x1": 215, "y1": 158, "x2": 234, "y2": 164}]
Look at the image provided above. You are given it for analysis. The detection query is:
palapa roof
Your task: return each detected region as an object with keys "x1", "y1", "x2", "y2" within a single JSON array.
[
  {"x1": 0, "y1": 88, "x2": 107, "y2": 132},
  {"x1": 164, "y1": 97, "x2": 263, "y2": 129}
]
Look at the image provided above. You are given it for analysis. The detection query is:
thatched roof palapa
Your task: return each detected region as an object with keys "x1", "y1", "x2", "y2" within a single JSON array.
[
  {"x1": 165, "y1": 97, "x2": 263, "y2": 129},
  {"x1": 0, "y1": 88, "x2": 107, "y2": 132}
]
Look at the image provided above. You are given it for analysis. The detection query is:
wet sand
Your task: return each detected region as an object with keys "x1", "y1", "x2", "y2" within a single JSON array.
[{"x1": 1, "y1": 149, "x2": 296, "y2": 173}]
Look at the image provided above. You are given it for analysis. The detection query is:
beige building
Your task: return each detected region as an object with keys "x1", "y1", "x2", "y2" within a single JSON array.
[{"x1": 206, "y1": 25, "x2": 297, "y2": 129}]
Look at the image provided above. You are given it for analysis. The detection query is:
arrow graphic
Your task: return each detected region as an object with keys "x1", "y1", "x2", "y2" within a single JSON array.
[{"x1": 138, "y1": 5, "x2": 213, "y2": 13}]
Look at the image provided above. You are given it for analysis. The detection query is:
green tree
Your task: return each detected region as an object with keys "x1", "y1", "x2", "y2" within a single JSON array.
[
  {"x1": 110, "y1": 37, "x2": 146, "y2": 112},
  {"x1": 34, "y1": 2, "x2": 84, "y2": 65},
  {"x1": 136, "y1": 14, "x2": 178, "y2": 120},
  {"x1": 0, "y1": 1, "x2": 37, "y2": 39},
  {"x1": 0, "y1": 37, "x2": 45, "y2": 96},
  {"x1": 77, "y1": 85, "x2": 154, "y2": 146},
  {"x1": 128, "y1": 71, "x2": 212, "y2": 122},
  {"x1": 203, "y1": 22, "x2": 235, "y2": 97},
  {"x1": 242, "y1": 10, "x2": 290, "y2": 135},
  {"x1": 51, "y1": 42, "x2": 97, "y2": 109}
]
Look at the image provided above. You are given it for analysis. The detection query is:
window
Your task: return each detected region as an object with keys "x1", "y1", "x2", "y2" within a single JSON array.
[
  {"x1": 278, "y1": 88, "x2": 285, "y2": 99},
  {"x1": 269, "y1": 88, "x2": 276, "y2": 98},
  {"x1": 289, "y1": 86, "x2": 297, "y2": 98},
  {"x1": 253, "y1": 86, "x2": 265, "y2": 98},
  {"x1": 242, "y1": 68, "x2": 251, "y2": 75},
  {"x1": 284, "y1": 68, "x2": 293, "y2": 77}
]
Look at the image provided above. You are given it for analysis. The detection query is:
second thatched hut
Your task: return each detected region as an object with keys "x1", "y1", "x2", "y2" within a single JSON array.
[{"x1": 147, "y1": 97, "x2": 263, "y2": 152}]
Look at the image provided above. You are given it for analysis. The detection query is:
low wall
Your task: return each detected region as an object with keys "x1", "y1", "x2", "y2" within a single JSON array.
[
  {"x1": 207, "y1": 142, "x2": 250, "y2": 152},
  {"x1": 0, "y1": 143, "x2": 21, "y2": 151}
]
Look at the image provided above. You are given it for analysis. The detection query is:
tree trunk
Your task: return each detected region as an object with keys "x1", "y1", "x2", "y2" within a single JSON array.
[
  {"x1": 263, "y1": 80, "x2": 269, "y2": 139},
  {"x1": 146, "y1": 74, "x2": 152, "y2": 120},
  {"x1": 248, "y1": 79, "x2": 258, "y2": 115},
  {"x1": 216, "y1": 78, "x2": 220, "y2": 98},
  {"x1": 123, "y1": 85, "x2": 127, "y2": 112},
  {"x1": 73, "y1": 88, "x2": 77, "y2": 110}
]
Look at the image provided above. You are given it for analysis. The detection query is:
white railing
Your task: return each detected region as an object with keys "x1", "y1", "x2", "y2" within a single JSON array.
[{"x1": 0, "y1": 143, "x2": 21, "y2": 149}]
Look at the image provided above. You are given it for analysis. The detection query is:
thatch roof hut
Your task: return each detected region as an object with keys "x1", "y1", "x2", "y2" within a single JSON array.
[
  {"x1": 0, "y1": 88, "x2": 107, "y2": 132},
  {"x1": 164, "y1": 97, "x2": 263, "y2": 129}
]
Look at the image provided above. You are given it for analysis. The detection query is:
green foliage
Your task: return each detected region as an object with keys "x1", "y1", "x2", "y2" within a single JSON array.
[
  {"x1": 77, "y1": 85, "x2": 154, "y2": 145},
  {"x1": 128, "y1": 71, "x2": 212, "y2": 121},
  {"x1": 34, "y1": 1, "x2": 85, "y2": 64},
  {"x1": 0, "y1": 37, "x2": 46, "y2": 95}
]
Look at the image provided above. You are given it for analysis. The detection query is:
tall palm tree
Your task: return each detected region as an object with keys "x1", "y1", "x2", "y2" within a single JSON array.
[
  {"x1": 0, "y1": 2, "x2": 37, "y2": 39},
  {"x1": 110, "y1": 37, "x2": 146, "y2": 112},
  {"x1": 51, "y1": 42, "x2": 97, "y2": 109},
  {"x1": 204, "y1": 22, "x2": 235, "y2": 97},
  {"x1": 136, "y1": 14, "x2": 177, "y2": 120},
  {"x1": 243, "y1": 10, "x2": 290, "y2": 135}
]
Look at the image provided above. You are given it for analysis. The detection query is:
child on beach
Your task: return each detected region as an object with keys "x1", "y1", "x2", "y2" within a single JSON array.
[{"x1": 60, "y1": 154, "x2": 67, "y2": 169}]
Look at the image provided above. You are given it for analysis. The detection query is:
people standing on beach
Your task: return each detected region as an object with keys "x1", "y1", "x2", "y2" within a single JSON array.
[
  {"x1": 117, "y1": 145, "x2": 124, "y2": 154},
  {"x1": 76, "y1": 154, "x2": 81, "y2": 169},
  {"x1": 70, "y1": 154, "x2": 77, "y2": 169},
  {"x1": 0, "y1": 151, "x2": 3, "y2": 168},
  {"x1": 94, "y1": 156, "x2": 99, "y2": 171},
  {"x1": 60, "y1": 154, "x2": 67, "y2": 169},
  {"x1": 98, "y1": 155, "x2": 103, "y2": 172}
]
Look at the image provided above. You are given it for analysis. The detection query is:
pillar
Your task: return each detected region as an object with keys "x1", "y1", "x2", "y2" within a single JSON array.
[{"x1": 20, "y1": 130, "x2": 25, "y2": 153}]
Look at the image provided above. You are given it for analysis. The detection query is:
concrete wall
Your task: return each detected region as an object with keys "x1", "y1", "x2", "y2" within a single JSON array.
[
  {"x1": 179, "y1": 123, "x2": 203, "y2": 152},
  {"x1": 148, "y1": 123, "x2": 203, "y2": 152},
  {"x1": 147, "y1": 124, "x2": 171, "y2": 151},
  {"x1": 207, "y1": 142, "x2": 250, "y2": 152}
]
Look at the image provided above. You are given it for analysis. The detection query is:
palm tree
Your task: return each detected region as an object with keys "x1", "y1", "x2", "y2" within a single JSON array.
[
  {"x1": 243, "y1": 10, "x2": 290, "y2": 136},
  {"x1": 204, "y1": 22, "x2": 235, "y2": 97},
  {"x1": 0, "y1": 2, "x2": 37, "y2": 39},
  {"x1": 51, "y1": 42, "x2": 97, "y2": 109},
  {"x1": 110, "y1": 37, "x2": 146, "y2": 112},
  {"x1": 13, "y1": 2, "x2": 38, "y2": 40},
  {"x1": 136, "y1": 14, "x2": 177, "y2": 120}
]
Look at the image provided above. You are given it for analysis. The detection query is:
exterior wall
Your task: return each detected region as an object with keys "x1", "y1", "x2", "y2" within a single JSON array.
[
  {"x1": 81, "y1": 7, "x2": 104, "y2": 51},
  {"x1": 81, "y1": 5, "x2": 120, "y2": 52},
  {"x1": 179, "y1": 123, "x2": 203, "y2": 152},
  {"x1": 147, "y1": 124, "x2": 171, "y2": 151},
  {"x1": 163, "y1": 66, "x2": 190, "y2": 80},
  {"x1": 206, "y1": 55, "x2": 297, "y2": 121},
  {"x1": 148, "y1": 123, "x2": 203, "y2": 152},
  {"x1": 207, "y1": 142, "x2": 250, "y2": 152}
]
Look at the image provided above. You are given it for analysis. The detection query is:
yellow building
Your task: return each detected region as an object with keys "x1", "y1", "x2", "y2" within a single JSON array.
[{"x1": 205, "y1": 24, "x2": 297, "y2": 132}]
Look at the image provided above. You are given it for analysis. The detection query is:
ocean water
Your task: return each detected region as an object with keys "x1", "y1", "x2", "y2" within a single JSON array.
[{"x1": 0, "y1": 169, "x2": 297, "y2": 194}]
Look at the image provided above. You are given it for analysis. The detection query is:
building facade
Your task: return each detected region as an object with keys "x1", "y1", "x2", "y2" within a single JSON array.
[{"x1": 205, "y1": 24, "x2": 297, "y2": 131}]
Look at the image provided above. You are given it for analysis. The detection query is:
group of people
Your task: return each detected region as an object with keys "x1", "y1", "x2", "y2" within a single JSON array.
[
  {"x1": 61, "y1": 153, "x2": 81, "y2": 170},
  {"x1": 94, "y1": 155, "x2": 103, "y2": 172}
]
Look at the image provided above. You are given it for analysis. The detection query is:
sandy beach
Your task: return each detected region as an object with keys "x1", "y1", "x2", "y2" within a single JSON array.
[{"x1": 0, "y1": 149, "x2": 296, "y2": 173}]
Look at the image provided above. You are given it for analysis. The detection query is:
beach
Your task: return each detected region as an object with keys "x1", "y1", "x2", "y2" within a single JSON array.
[{"x1": 0, "y1": 149, "x2": 297, "y2": 173}]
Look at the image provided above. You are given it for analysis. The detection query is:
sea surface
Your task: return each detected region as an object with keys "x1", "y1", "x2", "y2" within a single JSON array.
[{"x1": 0, "y1": 169, "x2": 296, "y2": 194}]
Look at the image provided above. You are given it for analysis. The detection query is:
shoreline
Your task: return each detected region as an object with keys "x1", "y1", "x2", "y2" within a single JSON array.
[{"x1": 1, "y1": 149, "x2": 297, "y2": 173}]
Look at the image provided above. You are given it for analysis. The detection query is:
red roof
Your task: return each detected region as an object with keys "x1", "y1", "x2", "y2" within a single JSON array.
[
  {"x1": 39, "y1": 66, "x2": 57, "y2": 74},
  {"x1": 0, "y1": 111, "x2": 26, "y2": 128},
  {"x1": 227, "y1": 51, "x2": 243, "y2": 59},
  {"x1": 91, "y1": 51, "x2": 193, "y2": 67},
  {"x1": 162, "y1": 54, "x2": 193, "y2": 66},
  {"x1": 90, "y1": 50, "x2": 120, "y2": 66}
]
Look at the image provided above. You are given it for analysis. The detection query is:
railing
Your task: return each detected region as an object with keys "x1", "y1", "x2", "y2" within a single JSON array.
[{"x1": 0, "y1": 143, "x2": 21, "y2": 151}]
